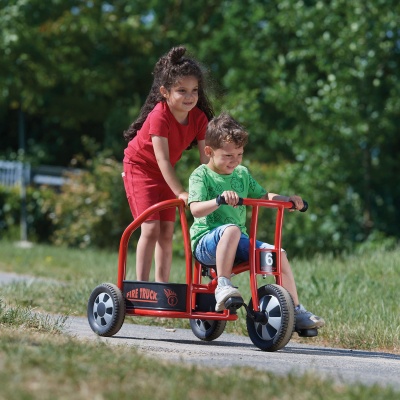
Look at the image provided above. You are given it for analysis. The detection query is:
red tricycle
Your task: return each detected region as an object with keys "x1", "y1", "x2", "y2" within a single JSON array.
[{"x1": 87, "y1": 197, "x2": 318, "y2": 352}]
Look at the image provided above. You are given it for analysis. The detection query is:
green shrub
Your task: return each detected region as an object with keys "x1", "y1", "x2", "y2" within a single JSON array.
[
  {"x1": 2, "y1": 153, "x2": 397, "y2": 255},
  {"x1": 0, "y1": 155, "x2": 134, "y2": 249},
  {"x1": 0, "y1": 186, "x2": 19, "y2": 239},
  {"x1": 49, "y1": 155, "x2": 133, "y2": 249},
  {"x1": 246, "y1": 160, "x2": 379, "y2": 257},
  {"x1": 0, "y1": 184, "x2": 56, "y2": 242}
]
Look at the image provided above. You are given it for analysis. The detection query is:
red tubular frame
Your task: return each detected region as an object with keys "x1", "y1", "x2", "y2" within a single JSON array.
[
  {"x1": 241, "y1": 198, "x2": 287, "y2": 311},
  {"x1": 116, "y1": 198, "x2": 293, "y2": 318}
]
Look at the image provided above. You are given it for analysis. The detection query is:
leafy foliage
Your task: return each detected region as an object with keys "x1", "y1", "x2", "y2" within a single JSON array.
[
  {"x1": 49, "y1": 152, "x2": 133, "y2": 249},
  {"x1": 0, "y1": 184, "x2": 56, "y2": 242},
  {"x1": 1, "y1": 0, "x2": 399, "y2": 253}
]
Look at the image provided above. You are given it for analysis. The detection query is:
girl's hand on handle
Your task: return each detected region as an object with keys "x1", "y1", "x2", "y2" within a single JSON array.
[{"x1": 178, "y1": 191, "x2": 189, "y2": 207}]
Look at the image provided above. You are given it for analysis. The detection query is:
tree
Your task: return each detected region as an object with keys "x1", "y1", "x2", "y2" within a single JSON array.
[
  {"x1": 1, "y1": 0, "x2": 399, "y2": 253},
  {"x1": 192, "y1": 0, "x2": 400, "y2": 251},
  {"x1": 0, "y1": 0, "x2": 165, "y2": 163}
]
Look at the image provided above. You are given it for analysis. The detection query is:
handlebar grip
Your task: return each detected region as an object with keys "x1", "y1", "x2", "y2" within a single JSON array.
[
  {"x1": 217, "y1": 195, "x2": 308, "y2": 211},
  {"x1": 290, "y1": 200, "x2": 308, "y2": 212},
  {"x1": 216, "y1": 195, "x2": 243, "y2": 206}
]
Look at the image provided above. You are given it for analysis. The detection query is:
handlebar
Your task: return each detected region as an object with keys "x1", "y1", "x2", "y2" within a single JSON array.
[{"x1": 216, "y1": 195, "x2": 308, "y2": 212}]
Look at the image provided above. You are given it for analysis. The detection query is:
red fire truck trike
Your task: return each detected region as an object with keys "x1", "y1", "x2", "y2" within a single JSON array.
[{"x1": 87, "y1": 197, "x2": 318, "y2": 352}]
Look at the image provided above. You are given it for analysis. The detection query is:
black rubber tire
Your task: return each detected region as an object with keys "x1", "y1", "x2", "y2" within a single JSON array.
[
  {"x1": 189, "y1": 319, "x2": 227, "y2": 341},
  {"x1": 87, "y1": 283, "x2": 126, "y2": 337},
  {"x1": 246, "y1": 284, "x2": 295, "y2": 352}
]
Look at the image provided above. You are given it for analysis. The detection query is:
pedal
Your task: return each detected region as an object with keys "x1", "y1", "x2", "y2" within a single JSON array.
[
  {"x1": 296, "y1": 328, "x2": 318, "y2": 337},
  {"x1": 225, "y1": 296, "x2": 244, "y2": 312},
  {"x1": 201, "y1": 265, "x2": 216, "y2": 279}
]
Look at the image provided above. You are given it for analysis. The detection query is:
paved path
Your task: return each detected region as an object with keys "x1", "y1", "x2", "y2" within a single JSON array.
[{"x1": 67, "y1": 317, "x2": 400, "y2": 391}]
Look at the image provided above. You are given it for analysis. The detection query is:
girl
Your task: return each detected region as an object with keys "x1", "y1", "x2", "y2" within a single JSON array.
[{"x1": 123, "y1": 46, "x2": 214, "y2": 283}]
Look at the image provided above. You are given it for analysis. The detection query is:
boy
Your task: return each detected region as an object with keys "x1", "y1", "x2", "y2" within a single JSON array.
[{"x1": 188, "y1": 113, "x2": 324, "y2": 331}]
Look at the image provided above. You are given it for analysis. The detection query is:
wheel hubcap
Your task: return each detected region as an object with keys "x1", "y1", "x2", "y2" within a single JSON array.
[
  {"x1": 195, "y1": 319, "x2": 212, "y2": 332},
  {"x1": 93, "y1": 292, "x2": 114, "y2": 326},
  {"x1": 255, "y1": 295, "x2": 282, "y2": 340},
  {"x1": 97, "y1": 302, "x2": 106, "y2": 317}
]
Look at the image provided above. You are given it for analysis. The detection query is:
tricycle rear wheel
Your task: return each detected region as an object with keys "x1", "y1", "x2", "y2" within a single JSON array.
[
  {"x1": 246, "y1": 284, "x2": 295, "y2": 351},
  {"x1": 87, "y1": 283, "x2": 126, "y2": 337}
]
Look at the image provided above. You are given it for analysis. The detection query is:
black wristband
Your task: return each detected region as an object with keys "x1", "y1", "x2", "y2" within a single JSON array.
[{"x1": 216, "y1": 195, "x2": 222, "y2": 206}]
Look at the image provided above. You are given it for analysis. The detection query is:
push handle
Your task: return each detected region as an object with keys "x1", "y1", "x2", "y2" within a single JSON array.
[{"x1": 216, "y1": 195, "x2": 308, "y2": 212}]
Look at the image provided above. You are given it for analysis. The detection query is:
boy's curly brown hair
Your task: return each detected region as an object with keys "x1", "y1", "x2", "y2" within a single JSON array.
[{"x1": 205, "y1": 112, "x2": 248, "y2": 149}]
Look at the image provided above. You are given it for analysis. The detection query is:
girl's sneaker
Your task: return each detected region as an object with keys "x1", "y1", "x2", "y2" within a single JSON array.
[{"x1": 295, "y1": 304, "x2": 325, "y2": 330}]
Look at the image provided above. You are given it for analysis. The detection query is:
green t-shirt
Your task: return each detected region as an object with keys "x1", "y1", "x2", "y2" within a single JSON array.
[{"x1": 188, "y1": 164, "x2": 267, "y2": 251}]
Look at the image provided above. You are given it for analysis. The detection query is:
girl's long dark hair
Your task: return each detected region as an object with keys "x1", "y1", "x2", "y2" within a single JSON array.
[{"x1": 123, "y1": 46, "x2": 214, "y2": 143}]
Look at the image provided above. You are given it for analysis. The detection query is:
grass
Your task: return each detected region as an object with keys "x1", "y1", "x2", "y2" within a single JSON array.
[
  {"x1": 0, "y1": 240, "x2": 400, "y2": 398},
  {"x1": 0, "y1": 320, "x2": 398, "y2": 400},
  {"x1": 0, "y1": 298, "x2": 67, "y2": 333},
  {"x1": 0, "y1": 240, "x2": 399, "y2": 352}
]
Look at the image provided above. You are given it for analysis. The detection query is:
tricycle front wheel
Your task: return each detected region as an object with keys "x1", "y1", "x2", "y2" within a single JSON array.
[
  {"x1": 246, "y1": 284, "x2": 295, "y2": 352},
  {"x1": 190, "y1": 319, "x2": 227, "y2": 341}
]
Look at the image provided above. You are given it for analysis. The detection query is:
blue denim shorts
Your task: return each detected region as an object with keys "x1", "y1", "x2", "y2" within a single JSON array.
[{"x1": 194, "y1": 224, "x2": 280, "y2": 266}]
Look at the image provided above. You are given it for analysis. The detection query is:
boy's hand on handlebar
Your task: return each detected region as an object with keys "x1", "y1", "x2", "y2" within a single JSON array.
[
  {"x1": 288, "y1": 195, "x2": 304, "y2": 212},
  {"x1": 221, "y1": 191, "x2": 240, "y2": 207}
]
